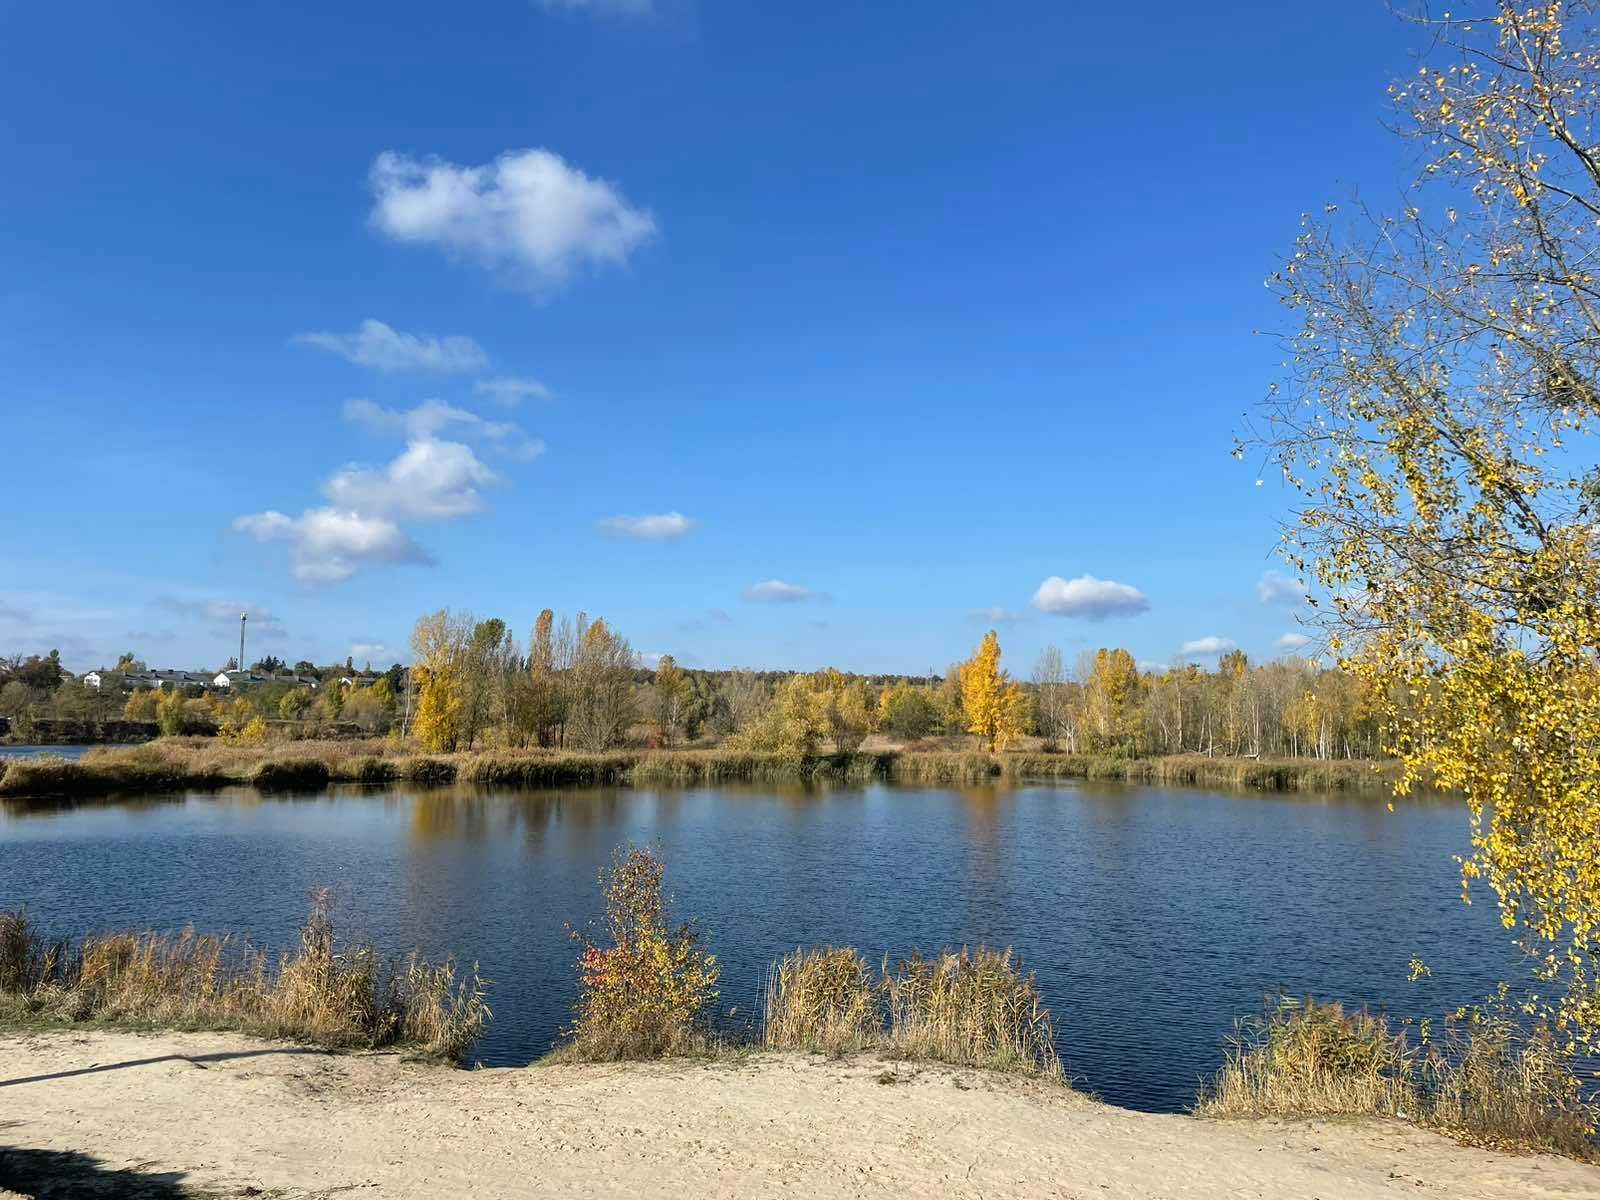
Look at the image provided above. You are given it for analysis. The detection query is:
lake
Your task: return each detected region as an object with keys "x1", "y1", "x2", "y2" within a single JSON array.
[
  {"x1": 0, "y1": 780, "x2": 1510, "y2": 1113},
  {"x1": 0, "y1": 745, "x2": 90, "y2": 760}
]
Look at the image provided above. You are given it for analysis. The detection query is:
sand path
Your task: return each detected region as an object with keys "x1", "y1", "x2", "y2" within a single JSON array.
[{"x1": 0, "y1": 1030, "x2": 1594, "y2": 1198}]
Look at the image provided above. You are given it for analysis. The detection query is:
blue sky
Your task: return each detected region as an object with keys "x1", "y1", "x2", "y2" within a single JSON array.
[{"x1": 4, "y1": 1, "x2": 1416, "y2": 674}]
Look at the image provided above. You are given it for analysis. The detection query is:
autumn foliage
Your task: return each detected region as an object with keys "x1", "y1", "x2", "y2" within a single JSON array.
[{"x1": 563, "y1": 847, "x2": 720, "y2": 1060}]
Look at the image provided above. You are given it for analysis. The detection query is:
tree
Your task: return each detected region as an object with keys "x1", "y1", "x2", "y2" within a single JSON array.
[
  {"x1": 155, "y1": 686, "x2": 188, "y2": 737},
  {"x1": 877, "y1": 681, "x2": 940, "y2": 740},
  {"x1": 278, "y1": 688, "x2": 314, "y2": 721},
  {"x1": 958, "y1": 631, "x2": 1029, "y2": 752},
  {"x1": 461, "y1": 617, "x2": 516, "y2": 749},
  {"x1": 1082, "y1": 648, "x2": 1140, "y2": 752},
  {"x1": 568, "y1": 616, "x2": 638, "y2": 750},
  {"x1": 1031, "y1": 646, "x2": 1072, "y2": 751},
  {"x1": 1246, "y1": 2, "x2": 1600, "y2": 1047},
  {"x1": 115, "y1": 652, "x2": 144, "y2": 672},
  {"x1": 653, "y1": 655, "x2": 689, "y2": 745},
  {"x1": 410, "y1": 610, "x2": 472, "y2": 752}
]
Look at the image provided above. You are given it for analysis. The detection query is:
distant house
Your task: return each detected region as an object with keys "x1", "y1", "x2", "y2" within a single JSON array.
[{"x1": 212, "y1": 670, "x2": 319, "y2": 690}]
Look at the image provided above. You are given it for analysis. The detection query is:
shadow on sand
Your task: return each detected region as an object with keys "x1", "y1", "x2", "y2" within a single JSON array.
[{"x1": 0, "y1": 1144, "x2": 191, "y2": 1198}]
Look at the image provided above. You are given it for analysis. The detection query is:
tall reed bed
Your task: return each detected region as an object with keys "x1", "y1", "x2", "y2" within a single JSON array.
[
  {"x1": 763, "y1": 945, "x2": 1061, "y2": 1077},
  {"x1": 0, "y1": 739, "x2": 1401, "y2": 802},
  {"x1": 1197, "y1": 996, "x2": 1596, "y2": 1158},
  {"x1": 0, "y1": 893, "x2": 489, "y2": 1061}
]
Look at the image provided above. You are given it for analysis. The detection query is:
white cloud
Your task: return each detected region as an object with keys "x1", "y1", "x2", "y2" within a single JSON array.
[
  {"x1": 1277, "y1": 632, "x2": 1313, "y2": 651},
  {"x1": 343, "y1": 398, "x2": 510, "y2": 441},
  {"x1": 349, "y1": 641, "x2": 394, "y2": 663},
  {"x1": 234, "y1": 509, "x2": 432, "y2": 584},
  {"x1": 344, "y1": 399, "x2": 545, "y2": 465},
  {"x1": 1180, "y1": 635, "x2": 1237, "y2": 657},
  {"x1": 1256, "y1": 569, "x2": 1309, "y2": 606},
  {"x1": 323, "y1": 439, "x2": 497, "y2": 521},
  {"x1": 237, "y1": 395, "x2": 544, "y2": 583},
  {"x1": 369, "y1": 148, "x2": 656, "y2": 289},
  {"x1": 475, "y1": 376, "x2": 553, "y2": 405},
  {"x1": 744, "y1": 579, "x2": 814, "y2": 604},
  {"x1": 293, "y1": 319, "x2": 488, "y2": 373},
  {"x1": 1031, "y1": 575, "x2": 1149, "y2": 620},
  {"x1": 596, "y1": 512, "x2": 695, "y2": 540},
  {"x1": 1138, "y1": 660, "x2": 1170, "y2": 675}
]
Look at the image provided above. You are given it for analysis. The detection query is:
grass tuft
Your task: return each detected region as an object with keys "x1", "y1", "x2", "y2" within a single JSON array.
[
  {"x1": 1197, "y1": 995, "x2": 1597, "y2": 1158},
  {"x1": 763, "y1": 944, "x2": 1062, "y2": 1077},
  {"x1": 0, "y1": 893, "x2": 489, "y2": 1061}
]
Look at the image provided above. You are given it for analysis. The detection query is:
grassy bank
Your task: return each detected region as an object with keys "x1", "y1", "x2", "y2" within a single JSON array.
[
  {"x1": 0, "y1": 894, "x2": 488, "y2": 1060},
  {"x1": 1198, "y1": 996, "x2": 1596, "y2": 1158},
  {"x1": 0, "y1": 738, "x2": 1403, "y2": 801}
]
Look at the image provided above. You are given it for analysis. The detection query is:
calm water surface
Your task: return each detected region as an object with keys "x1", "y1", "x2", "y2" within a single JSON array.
[{"x1": 0, "y1": 781, "x2": 1510, "y2": 1113}]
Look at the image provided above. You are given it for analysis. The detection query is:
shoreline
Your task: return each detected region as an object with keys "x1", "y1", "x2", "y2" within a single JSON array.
[
  {"x1": 0, "y1": 740, "x2": 1403, "y2": 801},
  {"x1": 1, "y1": 1028, "x2": 1592, "y2": 1200}
]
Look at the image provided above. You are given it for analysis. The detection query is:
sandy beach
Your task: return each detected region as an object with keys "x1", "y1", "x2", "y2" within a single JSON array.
[{"x1": 0, "y1": 1029, "x2": 1594, "y2": 1199}]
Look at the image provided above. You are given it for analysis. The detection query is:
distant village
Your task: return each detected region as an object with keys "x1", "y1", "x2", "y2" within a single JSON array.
[{"x1": 80, "y1": 664, "x2": 390, "y2": 694}]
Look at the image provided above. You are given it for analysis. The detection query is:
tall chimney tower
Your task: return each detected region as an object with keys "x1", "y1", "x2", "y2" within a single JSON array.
[{"x1": 239, "y1": 612, "x2": 247, "y2": 674}]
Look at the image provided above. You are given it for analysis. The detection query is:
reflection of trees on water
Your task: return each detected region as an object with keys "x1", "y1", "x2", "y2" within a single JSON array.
[{"x1": 405, "y1": 787, "x2": 629, "y2": 844}]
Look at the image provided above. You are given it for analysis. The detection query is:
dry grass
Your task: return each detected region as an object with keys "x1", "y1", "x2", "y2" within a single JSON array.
[
  {"x1": 763, "y1": 945, "x2": 1062, "y2": 1077},
  {"x1": 0, "y1": 893, "x2": 489, "y2": 1061},
  {"x1": 0, "y1": 739, "x2": 1403, "y2": 802},
  {"x1": 1424, "y1": 1014, "x2": 1597, "y2": 1157},
  {"x1": 1197, "y1": 997, "x2": 1418, "y2": 1119},
  {"x1": 764, "y1": 947, "x2": 882, "y2": 1056},
  {"x1": 883, "y1": 947, "x2": 1062, "y2": 1075},
  {"x1": 1197, "y1": 996, "x2": 1597, "y2": 1158}
]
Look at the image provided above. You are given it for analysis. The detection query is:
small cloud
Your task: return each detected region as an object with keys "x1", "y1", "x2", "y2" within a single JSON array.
[
  {"x1": 324, "y1": 439, "x2": 498, "y2": 521},
  {"x1": 596, "y1": 512, "x2": 696, "y2": 541},
  {"x1": 1137, "y1": 660, "x2": 1170, "y2": 675},
  {"x1": 369, "y1": 148, "x2": 656, "y2": 291},
  {"x1": 0, "y1": 601, "x2": 30, "y2": 623},
  {"x1": 1180, "y1": 635, "x2": 1237, "y2": 657},
  {"x1": 1256, "y1": 569, "x2": 1309, "y2": 606},
  {"x1": 233, "y1": 508, "x2": 433, "y2": 584},
  {"x1": 344, "y1": 398, "x2": 516, "y2": 442},
  {"x1": 475, "y1": 376, "x2": 553, "y2": 406},
  {"x1": 349, "y1": 641, "x2": 393, "y2": 663},
  {"x1": 1277, "y1": 632, "x2": 1313, "y2": 652},
  {"x1": 293, "y1": 319, "x2": 488, "y2": 373},
  {"x1": 1032, "y1": 575, "x2": 1149, "y2": 620},
  {"x1": 744, "y1": 579, "x2": 814, "y2": 604},
  {"x1": 969, "y1": 606, "x2": 1030, "y2": 628}
]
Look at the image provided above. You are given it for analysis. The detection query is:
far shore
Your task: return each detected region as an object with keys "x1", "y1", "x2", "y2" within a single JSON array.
[
  {"x1": 0, "y1": 736, "x2": 1404, "y2": 801},
  {"x1": 0, "y1": 1028, "x2": 1589, "y2": 1200}
]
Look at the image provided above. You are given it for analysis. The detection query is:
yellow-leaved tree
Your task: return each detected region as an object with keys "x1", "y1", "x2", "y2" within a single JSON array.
[
  {"x1": 1248, "y1": 2, "x2": 1600, "y2": 1047},
  {"x1": 959, "y1": 631, "x2": 1029, "y2": 751},
  {"x1": 411, "y1": 610, "x2": 470, "y2": 753}
]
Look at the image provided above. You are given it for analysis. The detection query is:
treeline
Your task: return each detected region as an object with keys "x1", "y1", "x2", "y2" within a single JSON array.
[
  {"x1": 400, "y1": 611, "x2": 1386, "y2": 761},
  {"x1": 1, "y1": 617, "x2": 1386, "y2": 761}
]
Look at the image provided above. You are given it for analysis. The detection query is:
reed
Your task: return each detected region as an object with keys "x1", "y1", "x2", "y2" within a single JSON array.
[
  {"x1": 883, "y1": 947, "x2": 1061, "y2": 1076},
  {"x1": 1197, "y1": 997, "x2": 1417, "y2": 1118},
  {"x1": 763, "y1": 946, "x2": 882, "y2": 1056},
  {"x1": 1197, "y1": 995, "x2": 1597, "y2": 1157},
  {"x1": 0, "y1": 737, "x2": 1408, "y2": 803},
  {"x1": 762, "y1": 944, "x2": 1062, "y2": 1077},
  {"x1": 0, "y1": 893, "x2": 489, "y2": 1061}
]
